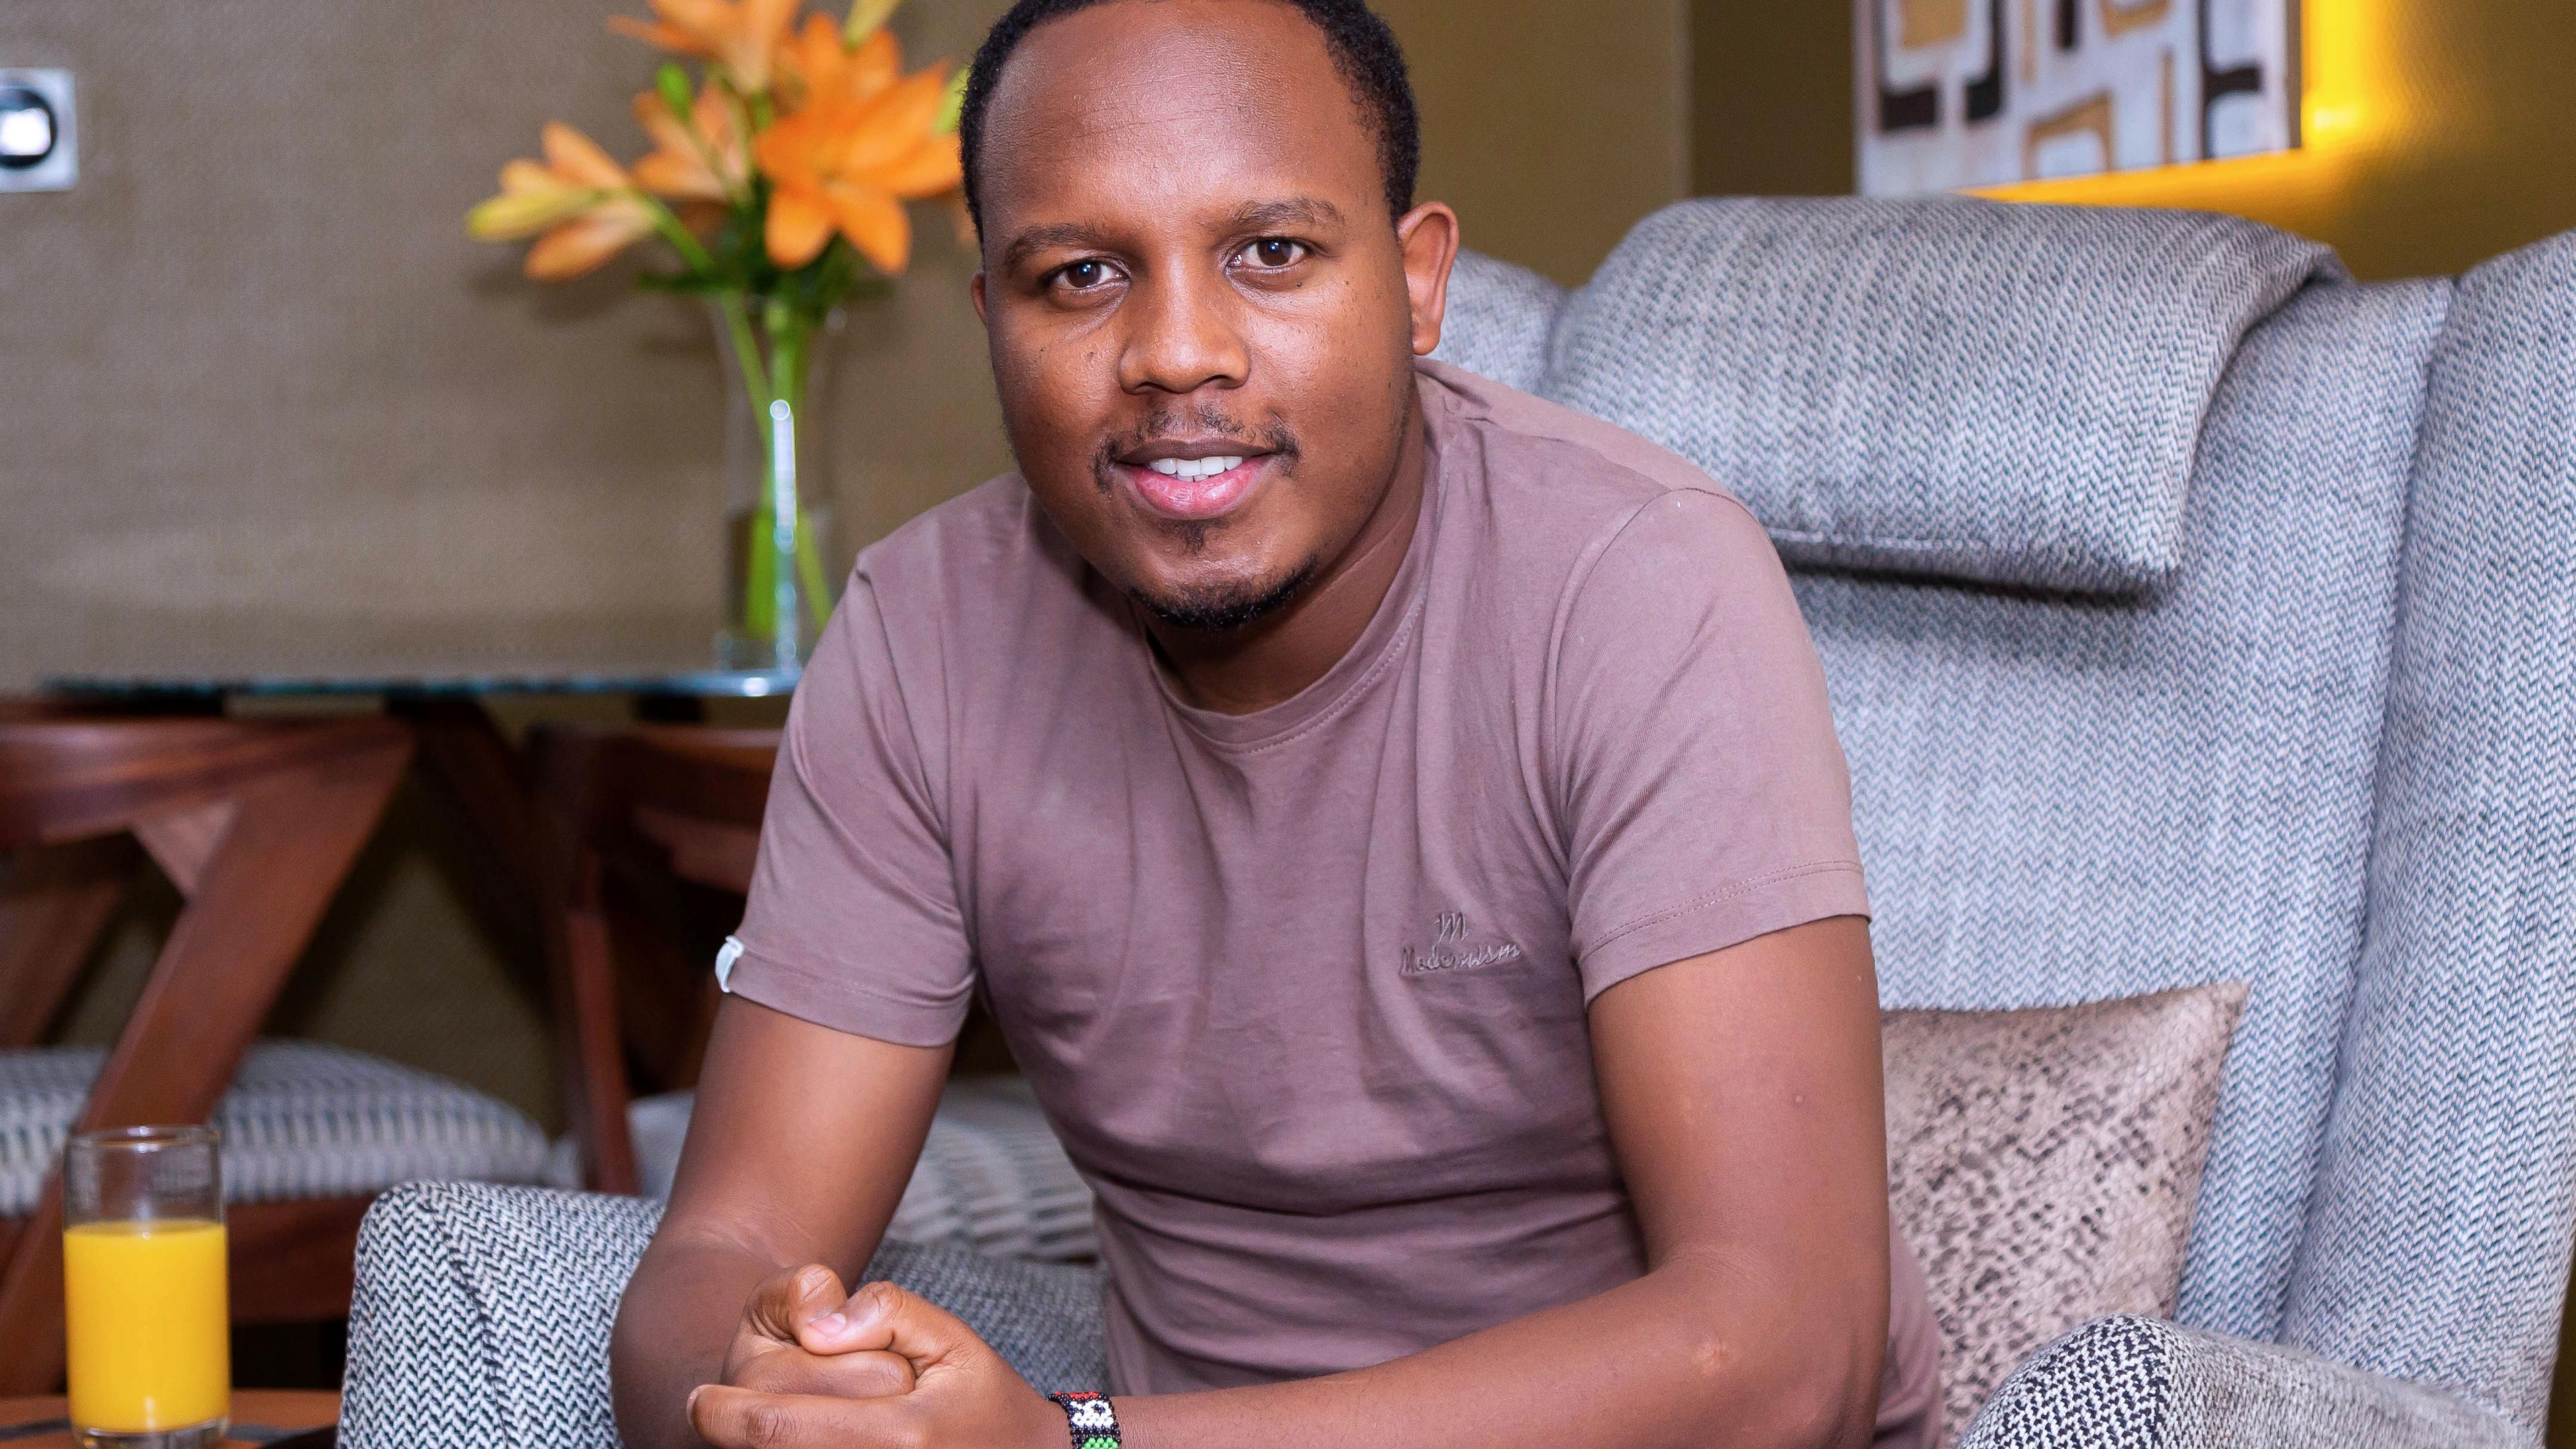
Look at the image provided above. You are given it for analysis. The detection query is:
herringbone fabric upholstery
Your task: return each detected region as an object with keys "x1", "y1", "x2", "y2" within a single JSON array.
[
  {"x1": 1425, "y1": 248, "x2": 1564, "y2": 393},
  {"x1": 2277, "y1": 231, "x2": 2576, "y2": 1431},
  {"x1": 1764, "y1": 278, "x2": 2453, "y2": 1348},
  {"x1": 625, "y1": 1077, "x2": 1098, "y2": 1261},
  {"x1": 0, "y1": 1040, "x2": 548, "y2": 1215},
  {"x1": 1542, "y1": 197, "x2": 2338, "y2": 592},
  {"x1": 1958, "y1": 1316, "x2": 2529, "y2": 1448},
  {"x1": 337, "y1": 1182, "x2": 1108, "y2": 1449}
]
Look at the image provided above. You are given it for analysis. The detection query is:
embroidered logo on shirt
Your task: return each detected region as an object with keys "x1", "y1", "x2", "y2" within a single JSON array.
[{"x1": 1400, "y1": 910, "x2": 1525, "y2": 977}]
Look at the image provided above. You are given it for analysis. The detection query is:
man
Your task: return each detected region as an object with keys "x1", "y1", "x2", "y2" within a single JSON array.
[{"x1": 613, "y1": 1, "x2": 1941, "y2": 1445}]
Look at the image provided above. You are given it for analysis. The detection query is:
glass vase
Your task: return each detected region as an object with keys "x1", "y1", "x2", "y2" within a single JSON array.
[{"x1": 712, "y1": 297, "x2": 843, "y2": 671}]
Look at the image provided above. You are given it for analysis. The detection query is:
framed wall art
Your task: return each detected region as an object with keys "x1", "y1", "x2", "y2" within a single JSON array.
[{"x1": 1858, "y1": 0, "x2": 2302, "y2": 195}]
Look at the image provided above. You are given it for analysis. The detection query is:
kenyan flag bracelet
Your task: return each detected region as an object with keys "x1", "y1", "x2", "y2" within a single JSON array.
[{"x1": 1048, "y1": 1391, "x2": 1120, "y2": 1448}]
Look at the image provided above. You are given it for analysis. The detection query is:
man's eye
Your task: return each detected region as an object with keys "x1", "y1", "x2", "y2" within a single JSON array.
[
  {"x1": 1053, "y1": 260, "x2": 1114, "y2": 290},
  {"x1": 1239, "y1": 238, "x2": 1308, "y2": 270}
]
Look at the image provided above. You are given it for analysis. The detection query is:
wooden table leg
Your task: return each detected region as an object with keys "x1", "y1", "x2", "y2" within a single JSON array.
[
  {"x1": 0, "y1": 837, "x2": 137, "y2": 1049},
  {"x1": 385, "y1": 697, "x2": 547, "y2": 991},
  {"x1": 0, "y1": 734, "x2": 409, "y2": 1393}
]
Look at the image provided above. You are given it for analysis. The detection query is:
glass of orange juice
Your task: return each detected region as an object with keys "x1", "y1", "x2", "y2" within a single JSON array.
[{"x1": 62, "y1": 1126, "x2": 228, "y2": 1449}]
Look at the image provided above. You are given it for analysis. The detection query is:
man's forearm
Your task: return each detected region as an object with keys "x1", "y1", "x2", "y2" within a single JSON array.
[
  {"x1": 1117, "y1": 1254, "x2": 1882, "y2": 1449},
  {"x1": 611, "y1": 1234, "x2": 783, "y2": 1449}
]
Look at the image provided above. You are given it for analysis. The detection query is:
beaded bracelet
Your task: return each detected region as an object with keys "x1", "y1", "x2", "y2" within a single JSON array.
[{"x1": 1047, "y1": 1391, "x2": 1120, "y2": 1449}]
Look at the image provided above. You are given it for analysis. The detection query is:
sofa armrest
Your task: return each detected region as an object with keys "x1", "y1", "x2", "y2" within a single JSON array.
[
  {"x1": 337, "y1": 1181, "x2": 1108, "y2": 1449},
  {"x1": 1960, "y1": 1316, "x2": 2531, "y2": 1449}
]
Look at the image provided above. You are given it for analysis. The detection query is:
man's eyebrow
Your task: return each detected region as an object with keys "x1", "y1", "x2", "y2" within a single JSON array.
[
  {"x1": 998, "y1": 221, "x2": 1122, "y2": 272},
  {"x1": 1226, "y1": 196, "x2": 1347, "y2": 233},
  {"x1": 998, "y1": 198, "x2": 1353, "y2": 270}
]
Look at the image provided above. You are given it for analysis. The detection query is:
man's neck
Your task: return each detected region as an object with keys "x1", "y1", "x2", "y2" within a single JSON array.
[{"x1": 1146, "y1": 402, "x2": 1429, "y2": 716}]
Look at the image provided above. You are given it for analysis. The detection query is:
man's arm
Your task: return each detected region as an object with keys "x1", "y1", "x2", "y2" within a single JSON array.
[
  {"x1": 686, "y1": 915, "x2": 1894, "y2": 1449},
  {"x1": 610, "y1": 995, "x2": 954, "y2": 1449}
]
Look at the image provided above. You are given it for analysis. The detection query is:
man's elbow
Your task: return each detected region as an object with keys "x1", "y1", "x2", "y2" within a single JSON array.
[{"x1": 1675, "y1": 1300, "x2": 1885, "y2": 1449}]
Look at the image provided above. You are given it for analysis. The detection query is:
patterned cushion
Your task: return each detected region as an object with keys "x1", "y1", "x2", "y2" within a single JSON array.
[
  {"x1": 1959, "y1": 1316, "x2": 2528, "y2": 1449},
  {"x1": 1426, "y1": 248, "x2": 1564, "y2": 393},
  {"x1": 2277, "y1": 229, "x2": 2576, "y2": 1432},
  {"x1": 1794, "y1": 278, "x2": 2452, "y2": 1350},
  {"x1": 1542, "y1": 197, "x2": 2338, "y2": 592},
  {"x1": 0, "y1": 1040, "x2": 551, "y2": 1215},
  {"x1": 627, "y1": 1075, "x2": 1097, "y2": 1263},
  {"x1": 1888, "y1": 984, "x2": 2247, "y2": 1443},
  {"x1": 337, "y1": 1182, "x2": 1106, "y2": 1449}
]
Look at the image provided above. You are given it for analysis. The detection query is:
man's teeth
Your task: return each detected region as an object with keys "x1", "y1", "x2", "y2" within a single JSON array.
[{"x1": 1145, "y1": 455, "x2": 1246, "y2": 482}]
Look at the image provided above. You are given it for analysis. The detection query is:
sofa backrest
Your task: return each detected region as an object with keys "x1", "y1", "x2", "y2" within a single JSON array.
[
  {"x1": 1432, "y1": 195, "x2": 2576, "y2": 1413},
  {"x1": 2280, "y1": 229, "x2": 2576, "y2": 1431},
  {"x1": 1428, "y1": 249, "x2": 1564, "y2": 393}
]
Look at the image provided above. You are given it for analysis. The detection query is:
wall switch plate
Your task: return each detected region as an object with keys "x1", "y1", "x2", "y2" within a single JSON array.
[{"x1": 0, "y1": 68, "x2": 76, "y2": 191}]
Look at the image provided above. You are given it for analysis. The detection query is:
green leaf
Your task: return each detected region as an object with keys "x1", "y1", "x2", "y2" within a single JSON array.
[
  {"x1": 656, "y1": 62, "x2": 694, "y2": 120},
  {"x1": 845, "y1": 0, "x2": 899, "y2": 44},
  {"x1": 934, "y1": 64, "x2": 968, "y2": 133}
]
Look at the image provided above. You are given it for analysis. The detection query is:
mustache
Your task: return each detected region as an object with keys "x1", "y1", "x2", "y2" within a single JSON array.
[{"x1": 1090, "y1": 403, "x2": 1301, "y2": 490}]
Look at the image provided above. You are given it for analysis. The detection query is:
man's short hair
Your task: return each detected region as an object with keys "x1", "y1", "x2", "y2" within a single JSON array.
[{"x1": 957, "y1": 0, "x2": 1421, "y2": 233}]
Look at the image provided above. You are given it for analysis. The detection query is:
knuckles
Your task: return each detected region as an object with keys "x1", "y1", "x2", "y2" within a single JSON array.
[{"x1": 852, "y1": 1279, "x2": 910, "y2": 1319}]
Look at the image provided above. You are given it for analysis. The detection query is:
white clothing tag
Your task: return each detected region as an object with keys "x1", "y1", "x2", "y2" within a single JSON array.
[{"x1": 714, "y1": 935, "x2": 745, "y2": 993}]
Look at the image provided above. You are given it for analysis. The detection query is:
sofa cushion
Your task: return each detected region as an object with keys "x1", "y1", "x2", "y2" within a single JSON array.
[
  {"x1": 339, "y1": 1183, "x2": 1107, "y2": 1449},
  {"x1": 0, "y1": 1040, "x2": 551, "y2": 1215},
  {"x1": 1888, "y1": 983, "x2": 2247, "y2": 1442},
  {"x1": 1800, "y1": 276, "x2": 2451, "y2": 1346},
  {"x1": 1542, "y1": 197, "x2": 2337, "y2": 592},
  {"x1": 623, "y1": 1076, "x2": 1095, "y2": 1263},
  {"x1": 1427, "y1": 248, "x2": 1564, "y2": 393}
]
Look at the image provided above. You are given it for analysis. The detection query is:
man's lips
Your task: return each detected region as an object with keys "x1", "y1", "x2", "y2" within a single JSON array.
[{"x1": 1112, "y1": 453, "x2": 1274, "y2": 522}]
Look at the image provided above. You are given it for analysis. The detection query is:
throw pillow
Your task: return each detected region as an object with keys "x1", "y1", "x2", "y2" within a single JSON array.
[{"x1": 1884, "y1": 981, "x2": 2249, "y2": 1444}]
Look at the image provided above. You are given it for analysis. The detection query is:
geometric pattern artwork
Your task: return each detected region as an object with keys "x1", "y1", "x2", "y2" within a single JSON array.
[{"x1": 1859, "y1": 0, "x2": 2302, "y2": 194}]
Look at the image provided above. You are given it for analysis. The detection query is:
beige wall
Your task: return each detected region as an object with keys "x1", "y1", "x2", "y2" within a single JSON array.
[
  {"x1": 1387, "y1": 0, "x2": 1691, "y2": 286},
  {"x1": 1692, "y1": 3, "x2": 1854, "y2": 198},
  {"x1": 2, "y1": 0, "x2": 1690, "y2": 1122}
]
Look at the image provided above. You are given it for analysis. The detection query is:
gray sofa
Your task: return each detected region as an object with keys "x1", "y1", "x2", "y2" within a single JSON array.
[{"x1": 337, "y1": 197, "x2": 2576, "y2": 1448}]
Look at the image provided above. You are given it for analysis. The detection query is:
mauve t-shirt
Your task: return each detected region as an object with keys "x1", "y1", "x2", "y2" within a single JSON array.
[{"x1": 729, "y1": 359, "x2": 1940, "y2": 1445}]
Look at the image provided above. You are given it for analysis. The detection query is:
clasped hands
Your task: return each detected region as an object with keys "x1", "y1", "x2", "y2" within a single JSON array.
[{"x1": 686, "y1": 1264, "x2": 1069, "y2": 1449}]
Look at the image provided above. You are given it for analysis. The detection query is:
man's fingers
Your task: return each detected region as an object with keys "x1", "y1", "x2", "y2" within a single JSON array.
[
  {"x1": 802, "y1": 1280, "x2": 983, "y2": 1365},
  {"x1": 744, "y1": 1264, "x2": 850, "y2": 1348},
  {"x1": 688, "y1": 1384, "x2": 912, "y2": 1449},
  {"x1": 729, "y1": 1344, "x2": 916, "y2": 1399}
]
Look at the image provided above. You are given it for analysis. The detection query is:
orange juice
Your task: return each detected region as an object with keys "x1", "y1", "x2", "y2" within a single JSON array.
[{"x1": 63, "y1": 1219, "x2": 229, "y2": 1434}]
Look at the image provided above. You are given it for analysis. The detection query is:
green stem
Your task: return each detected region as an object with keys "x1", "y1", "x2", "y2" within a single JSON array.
[
  {"x1": 716, "y1": 292, "x2": 770, "y2": 417},
  {"x1": 729, "y1": 301, "x2": 841, "y2": 649},
  {"x1": 637, "y1": 194, "x2": 721, "y2": 278}
]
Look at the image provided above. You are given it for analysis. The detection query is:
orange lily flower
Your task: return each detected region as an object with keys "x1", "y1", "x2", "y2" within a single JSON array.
[
  {"x1": 631, "y1": 87, "x2": 750, "y2": 203},
  {"x1": 609, "y1": 0, "x2": 797, "y2": 91},
  {"x1": 466, "y1": 122, "x2": 657, "y2": 280},
  {"x1": 777, "y1": 13, "x2": 900, "y2": 111},
  {"x1": 754, "y1": 64, "x2": 963, "y2": 272}
]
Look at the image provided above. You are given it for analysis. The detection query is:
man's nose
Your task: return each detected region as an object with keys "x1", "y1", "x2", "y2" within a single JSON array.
[{"x1": 1117, "y1": 264, "x2": 1249, "y2": 396}]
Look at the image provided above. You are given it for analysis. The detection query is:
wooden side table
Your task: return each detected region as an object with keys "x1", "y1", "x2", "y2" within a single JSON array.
[{"x1": 0, "y1": 1390, "x2": 337, "y2": 1447}]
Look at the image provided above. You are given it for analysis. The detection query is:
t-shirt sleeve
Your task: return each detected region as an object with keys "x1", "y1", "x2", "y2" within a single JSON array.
[
  {"x1": 1552, "y1": 487, "x2": 1869, "y2": 1002},
  {"x1": 726, "y1": 578, "x2": 975, "y2": 1046}
]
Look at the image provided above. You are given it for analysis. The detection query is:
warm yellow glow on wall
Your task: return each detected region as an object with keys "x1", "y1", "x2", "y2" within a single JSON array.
[{"x1": 1972, "y1": 0, "x2": 2401, "y2": 215}]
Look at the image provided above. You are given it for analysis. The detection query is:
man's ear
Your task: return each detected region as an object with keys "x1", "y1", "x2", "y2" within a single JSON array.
[
  {"x1": 1397, "y1": 201, "x2": 1461, "y2": 359},
  {"x1": 971, "y1": 269, "x2": 989, "y2": 327}
]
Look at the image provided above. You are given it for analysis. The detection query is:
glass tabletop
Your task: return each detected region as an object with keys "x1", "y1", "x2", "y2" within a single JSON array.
[{"x1": 43, "y1": 664, "x2": 800, "y2": 700}]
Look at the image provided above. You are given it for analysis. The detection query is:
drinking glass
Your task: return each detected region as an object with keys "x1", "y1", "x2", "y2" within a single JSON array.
[{"x1": 62, "y1": 1126, "x2": 229, "y2": 1449}]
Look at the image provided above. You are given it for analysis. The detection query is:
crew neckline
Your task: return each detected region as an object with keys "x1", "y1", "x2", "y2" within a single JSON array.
[{"x1": 1138, "y1": 370, "x2": 1456, "y2": 753}]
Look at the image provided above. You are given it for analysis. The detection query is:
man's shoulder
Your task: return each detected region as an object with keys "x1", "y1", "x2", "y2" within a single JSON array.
[
  {"x1": 854, "y1": 472, "x2": 1046, "y2": 588},
  {"x1": 1419, "y1": 360, "x2": 1774, "y2": 593}
]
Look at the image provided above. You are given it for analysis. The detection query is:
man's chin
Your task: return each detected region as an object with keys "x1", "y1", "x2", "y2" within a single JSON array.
[{"x1": 1130, "y1": 560, "x2": 1317, "y2": 635}]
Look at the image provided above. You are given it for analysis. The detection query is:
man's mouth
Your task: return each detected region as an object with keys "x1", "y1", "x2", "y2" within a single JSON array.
[{"x1": 1110, "y1": 445, "x2": 1276, "y2": 522}]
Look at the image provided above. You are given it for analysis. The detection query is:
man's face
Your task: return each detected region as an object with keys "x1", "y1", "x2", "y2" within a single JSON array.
[{"x1": 971, "y1": 0, "x2": 1447, "y2": 631}]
